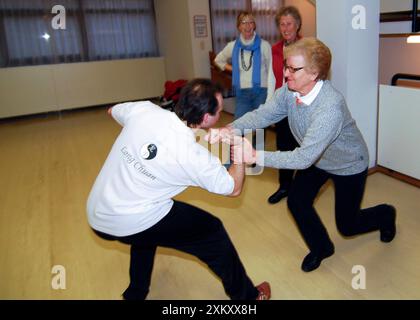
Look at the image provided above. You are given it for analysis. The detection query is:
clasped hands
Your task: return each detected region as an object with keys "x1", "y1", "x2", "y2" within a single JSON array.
[{"x1": 205, "y1": 126, "x2": 257, "y2": 165}]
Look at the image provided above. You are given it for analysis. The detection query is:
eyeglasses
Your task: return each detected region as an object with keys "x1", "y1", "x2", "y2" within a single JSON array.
[
  {"x1": 284, "y1": 65, "x2": 305, "y2": 73},
  {"x1": 241, "y1": 20, "x2": 255, "y2": 25}
]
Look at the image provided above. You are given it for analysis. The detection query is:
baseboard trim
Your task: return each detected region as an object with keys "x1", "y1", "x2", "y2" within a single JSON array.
[{"x1": 369, "y1": 166, "x2": 420, "y2": 188}]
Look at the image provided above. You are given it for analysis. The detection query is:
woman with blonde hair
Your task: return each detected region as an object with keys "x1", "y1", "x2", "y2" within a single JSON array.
[
  {"x1": 210, "y1": 38, "x2": 397, "y2": 273},
  {"x1": 214, "y1": 11, "x2": 274, "y2": 120}
]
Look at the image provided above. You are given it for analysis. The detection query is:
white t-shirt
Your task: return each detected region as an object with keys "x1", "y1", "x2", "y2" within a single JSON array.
[{"x1": 87, "y1": 101, "x2": 234, "y2": 236}]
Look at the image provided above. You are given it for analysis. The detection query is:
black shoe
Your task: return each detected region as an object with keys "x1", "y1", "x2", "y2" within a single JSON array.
[
  {"x1": 122, "y1": 286, "x2": 148, "y2": 300},
  {"x1": 301, "y1": 247, "x2": 335, "y2": 272},
  {"x1": 268, "y1": 187, "x2": 288, "y2": 204},
  {"x1": 380, "y1": 205, "x2": 396, "y2": 243}
]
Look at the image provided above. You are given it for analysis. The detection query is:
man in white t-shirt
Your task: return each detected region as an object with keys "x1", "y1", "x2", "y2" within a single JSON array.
[{"x1": 87, "y1": 79, "x2": 270, "y2": 300}]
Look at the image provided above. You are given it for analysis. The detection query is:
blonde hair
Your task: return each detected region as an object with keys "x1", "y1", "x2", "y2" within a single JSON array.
[
  {"x1": 284, "y1": 37, "x2": 331, "y2": 80},
  {"x1": 236, "y1": 11, "x2": 256, "y2": 30}
]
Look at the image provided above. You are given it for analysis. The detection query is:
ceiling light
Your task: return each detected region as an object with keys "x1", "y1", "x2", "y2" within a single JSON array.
[{"x1": 407, "y1": 35, "x2": 420, "y2": 43}]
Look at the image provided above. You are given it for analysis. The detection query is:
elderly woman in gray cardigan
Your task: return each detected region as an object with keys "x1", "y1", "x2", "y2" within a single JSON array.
[{"x1": 209, "y1": 38, "x2": 396, "y2": 272}]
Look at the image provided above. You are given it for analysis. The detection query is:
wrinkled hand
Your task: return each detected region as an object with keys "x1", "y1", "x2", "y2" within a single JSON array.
[
  {"x1": 231, "y1": 137, "x2": 257, "y2": 165},
  {"x1": 205, "y1": 126, "x2": 238, "y2": 145}
]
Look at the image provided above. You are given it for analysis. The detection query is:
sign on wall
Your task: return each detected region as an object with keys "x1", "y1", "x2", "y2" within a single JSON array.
[{"x1": 193, "y1": 15, "x2": 208, "y2": 38}]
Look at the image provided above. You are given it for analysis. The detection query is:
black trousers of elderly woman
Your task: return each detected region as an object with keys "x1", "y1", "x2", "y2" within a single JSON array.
[
  {"x1": 94, "y1": 200, "x2": 258, "y2": 300},
  {"x1": 287, "y1": 166, "x2": 390, "y2": 254}
]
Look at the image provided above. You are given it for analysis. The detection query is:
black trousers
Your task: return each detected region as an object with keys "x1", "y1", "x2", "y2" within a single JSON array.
[
  {"x1": 275, "y1": 117, "x2": 299, "y2": 190},
  {"x1": 287, "y1": 166, "x2": 389, "y2": 254},
  {"x1": 94, "y1": 201, "x2": 258, "y2": 300}
]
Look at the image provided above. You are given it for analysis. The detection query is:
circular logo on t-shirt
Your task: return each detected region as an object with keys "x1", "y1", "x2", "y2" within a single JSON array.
[{"x1": 140, "y1": 143, "x2": 157, "y2": 160}]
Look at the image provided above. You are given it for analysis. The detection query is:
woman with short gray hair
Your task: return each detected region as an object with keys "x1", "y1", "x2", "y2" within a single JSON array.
[{"x1": 210, "y1": 38, "x2": 397, "y2": 273}]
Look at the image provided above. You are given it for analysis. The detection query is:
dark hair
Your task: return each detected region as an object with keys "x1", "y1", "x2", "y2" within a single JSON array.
[{"x1": 175, "y1": 79, "x2": 222, "y2": 127}]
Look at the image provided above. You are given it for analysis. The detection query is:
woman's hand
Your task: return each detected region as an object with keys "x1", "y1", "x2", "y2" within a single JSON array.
[
  {"x1": 205, "y1": 126, "x2": 236, "y2": 145},
  {"x1": 231, "y1": 137, "x2": 257, "y2": 165}
]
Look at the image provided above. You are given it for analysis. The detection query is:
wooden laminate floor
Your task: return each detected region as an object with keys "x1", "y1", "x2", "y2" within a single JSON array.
[{"x1": 0, "y1": 107, "x2": 419, "y2": 300}]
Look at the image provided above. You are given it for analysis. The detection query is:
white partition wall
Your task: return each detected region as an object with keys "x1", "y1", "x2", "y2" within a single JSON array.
[
  {"x1": 317, "y1": 0, "x2": 380, "y2": 168},
  {"x1": 378, "y1": 85, "x2": 420, "y2": 180}
]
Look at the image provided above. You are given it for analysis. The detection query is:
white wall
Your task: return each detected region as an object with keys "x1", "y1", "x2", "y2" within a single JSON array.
[
  {"x1": 187, "y1": 0, "x2": 213, "y2": 78},
  {"x1": 0, "y1": 58, "x2": 166, "y2": 118},
  {"x1": 317, "y1": 0, "x2": 380, "y2": 168},
  {"x1": 0, "y1": 65, "x2": 57, "y2": 117},
  {"x1": 317, "y1": 0, "x2": 347, "y2": 90},
  {"x1": 154, "y1": 0, "x2": 195, "y2": 81},
  {"x1": 154, "y1": 0, "x2": 213, "y2": 81},
  {"x1": 378, "y1": 85, "x2": 420, "y2": 179}
]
